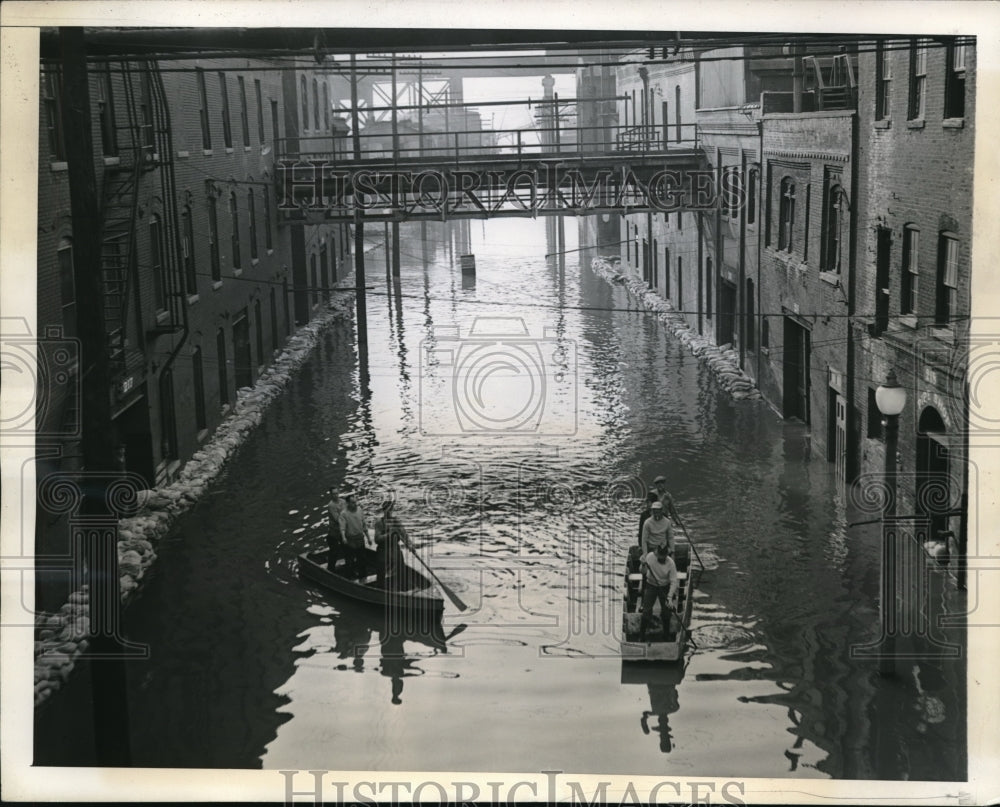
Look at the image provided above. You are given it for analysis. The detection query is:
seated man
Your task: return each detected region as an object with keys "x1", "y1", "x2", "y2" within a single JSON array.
[
  {"x1": 639, "y1": 543, "x2": 679, "y2": 641},
  {"x1": 640, "y1": 501, "x2": 675, "y2": 557}
]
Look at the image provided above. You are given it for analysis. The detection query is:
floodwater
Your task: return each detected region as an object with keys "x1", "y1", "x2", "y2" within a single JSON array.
[{"x1": 35, "y1": 218, "x2": 965, "y2": 780}]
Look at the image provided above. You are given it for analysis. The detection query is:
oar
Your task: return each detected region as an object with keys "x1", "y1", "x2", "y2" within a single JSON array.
[
  {"x1": 672, "y1": 511, "x2": 705, "y2": 570},
  {"x1": 402, "y1": 537, "x2": 469, "y2": 612}
]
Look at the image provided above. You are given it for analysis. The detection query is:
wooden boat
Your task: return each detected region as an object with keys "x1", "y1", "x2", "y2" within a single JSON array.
[
  {"x1": 297, "y1": 548, "x2": 445, "y2": 614},
  {"x1": 620, "y1": 541, "x2": 701, "y2": 662}
]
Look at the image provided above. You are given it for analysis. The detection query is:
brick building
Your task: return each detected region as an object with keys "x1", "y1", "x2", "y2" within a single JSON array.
[
  {"x1": 852, "y1": 37, "x2": 973, "y2": 564},
  {"x1": 36, "y1": 50, "x2": 349, "y2": 599}
]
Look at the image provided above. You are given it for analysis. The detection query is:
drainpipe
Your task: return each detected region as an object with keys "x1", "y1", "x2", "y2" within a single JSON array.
[{"x1": 792, "y1": 45, "x2": 804, "y2": 113}]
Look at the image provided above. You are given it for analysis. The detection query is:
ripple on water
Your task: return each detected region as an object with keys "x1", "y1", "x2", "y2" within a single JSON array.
[{"x1": 691, "y1": 623, "x2": 759, "y2": 651}]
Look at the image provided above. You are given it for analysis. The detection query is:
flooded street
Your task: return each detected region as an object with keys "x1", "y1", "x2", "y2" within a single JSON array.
[{"x1": 35, "y1": 218, "x2": 965, "y2": 780}]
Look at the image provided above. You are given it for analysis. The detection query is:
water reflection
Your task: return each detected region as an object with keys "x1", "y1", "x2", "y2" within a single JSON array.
[{"x1": 622, "y1": 662, "x2": 685, "y2": 754}]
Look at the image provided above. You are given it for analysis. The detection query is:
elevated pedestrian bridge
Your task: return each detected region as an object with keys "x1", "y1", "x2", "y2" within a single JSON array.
[{"x1": 276, "y1": 120, "x2": 711, "y2": 223}]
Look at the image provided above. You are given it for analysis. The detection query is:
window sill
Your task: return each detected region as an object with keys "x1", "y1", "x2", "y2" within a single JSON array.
[
  {"x1": 212, "y1": 280, "x2": 224, "y2": 290},
  {"x1": 176, "y1": 150, "x2": 190, "y2": 159},
  {"x1": 225, "y1": 147, "x2": 234, "y2": 154},
  {"x1": 942, "y1": 118, "x2": 965, "y2": 129},
  {"x1": 50, "y1": 161, "x2": 69, "y2": 172},
  {"x1": 233, "y1": 268, "x2": 243, "y2": 277},
  {"x1": 931, "y1": 326, "x2": 954, "y2": 342},
  {"x1": 266, "y1": 248, "x2": 274, "y2": 257},
  {"x1": 244, "y1": 146, "x2": 252, "y2": 152},
  {"x1": 251, "y1": 258, "x2": 259, "y2": 267},
  {"x1": 155, "y1": 309, "x2": 170, "y2": 325},
  {"x1": 196, "y1": 428, "x2": 209, "y2": 443},
  {"x1": 187, "y1": 293, "x2": 200, "y2": 305},
  {"x1": 906, "y1": 119, "x2": 926, "y2": 130},
  {"x1": 819, "y1": 270, "x2": 842, "y2": 287},
  {"x1": 899, "y1": 314, "x2": 918, "y2": 329},
  {"x1": 760, "y1": 347, "x2": 770, "y2": 357},
  {"x1": 203, "y1": 149, "x2": 214, "y2": 156},
  {"x1": 103, "y1": 156, "x2": 121, "y2": 166}
]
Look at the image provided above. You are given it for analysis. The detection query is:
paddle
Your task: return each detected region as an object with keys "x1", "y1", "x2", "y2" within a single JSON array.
[
  {"x1": 672, "y1": 510, "x2": 705, "y2": 570},
  {"x1": 401, "y1": 536, "x2": 469, "y2": 612}
]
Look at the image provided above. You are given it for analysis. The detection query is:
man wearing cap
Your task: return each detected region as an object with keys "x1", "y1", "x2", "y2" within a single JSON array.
[
  {"x1": 326, "y1": 489, "x2": 345, "y2": 569},
  {"x1": 338, "y1": 492, "x2": 369, "y2": 578},
  {"x1": 641, "y1": 501, "x2": 675, "y2": 556},
  {"x1": 639, "y1": 543, "x2": 679, "y2": 641},
  {"x1": 652, "y1": 475, "x2": 679, "y2": 524}
]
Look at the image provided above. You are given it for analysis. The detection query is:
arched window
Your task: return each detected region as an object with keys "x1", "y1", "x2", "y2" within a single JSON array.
[
  {"x1": 779, "y1": 177, "x2": 796, "y2": 252},
  {"x1": 229, "y1": 192, "x2": 241, "y2": 269},
  {"x1": 150, "y1": 214, "x2": 166, "y2": 311},
  {"x1": 822, "y1": 182, "x2": 845, "y2": 273},
  {"x1": 248, "y1": 189, "x2": 258, "y2": 261},
  {"x1": 182, "y1": 204, "x2": 196, "y2": 294},
  {"x1": 300, "y1": 75, "x2": 309, "y2": 129}
]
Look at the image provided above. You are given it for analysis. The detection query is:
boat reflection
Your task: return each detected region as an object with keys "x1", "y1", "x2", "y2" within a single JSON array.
[
  {"x1": 325, "y1": 596, "x2": 466, "y2": 705},
  {"x1": 621, "y1": 661, "x2": 687, "y2": 754}
]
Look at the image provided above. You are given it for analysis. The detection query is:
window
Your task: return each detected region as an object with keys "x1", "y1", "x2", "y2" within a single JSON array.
[
  {"x1": 761, "y1": 317, "x2": 770, "y2": 350},
  {"x1": 217, "y1": 328, "x2": 229, "y2": 407},
  {"x1": 96, "y1": 65, "x2": 118, "y2": 157},
  {"x1": 746, "y1": 278, "x2": 755, "y2": 350},
  {"x1": 747, "y1": 167, "x2": 758, "y2": 225},
  {"x1": 722, "y1": 167, "x2": 740, "y2": 220},
  {"x1": 945, "y1": 39, "x2": 967, "y2": 119},
  {"x1": 867, "y1": 387, "x2": 883, "y2": 440},
  {"x1": 908, "y1": 38, "x2": 928, "y2": 120},
  {"x1": 301, "y1": 75, "x2": 308, "y2": 129},
  {"x1": 705, "y1": 256, "x2": 713, "y2": 318},
  {"x1": 263, "y1": 189, "x2": 273, "y2": 251},
  {"x1": 677, "y1": 255, "x2": 683, "y2": 306},
  {"x1": 313, "y1": 79, "x2": 320, "y2": 130},
  {"x1": 158, "y1": 367, "x2": 177, "y2": 460},
  {"x1": 283, "y1": 278, "x2": 291, "y2": 335},
  {"x1": 57, "y1": 240, "x2": 76, "y2": 338},
  {"x1": 254, "y1": 79, "x2": 265, "y2": 142},
  {"x1": 270, "y1": 99, "x2": 280, "y2": 144},
  {"x1": 323, "y1": 81, "x2": 330, "y2": 130},
  {"x1": 238, "y1": 76, "x2": 250, "y2": 146},
  {"x1": 875, "y1": 40, "x2": 891, "y2": 121},
  {"x1": 269, "y1": 287, "x2": 278, "y2": 353},
  {"x1": 255, "y1": 299, "x2": 264, "y2": 368},
  {"x1": 42, "y1": 69, "x2": 65, "y2": 161},
  {"x1": 219, "y1": 72, "x2": 233, "y2": 148},
  {"x1": 197, "y1": 69, "x2": 211, "y2": 149},
  {"x1": 229, "y1": 192, "x2": 241, "y2": 269},
  {"x1": 150, "y1": 214, "x2": 166, "y2": 312},
  {"x1": 139, "y1": 72, "x2": 154, "y2": 151},
  {"x1": 901, "y1": 226, "x2": 919, "y2": 315},
  {"x1": 248, "y1": 189, "x2": 258, "y2": 261},
  {"x1": 936, "y1": 233, "x2": 959, "y2": 326},
  {"x1": 192, "y1": 347, "x2": 206, "y2": 431},
  {"x1": 182, "y1": 205, "x2": 197, "y2": 294},
  {"x1": 320, "y1": 242, "x2": 330, "y2": 300},
  {"x1": 779, "y1": 177, "x2": 796, "y2": 252},
  {"x1": 821, "y1": 181, "x2": 845, "y2": 273},
  {"x1": 674, "y1": 85, "x2": 681, "y2": 143},
  {"x1": 664, "y1": 246, "x2": 671, "y2": 298},
  {"x1": 310, "y1": 254, "x2": 318, "y2": 306},
  {"x1": 208, "y1": 195, "x2": 221, "y2": 281}
]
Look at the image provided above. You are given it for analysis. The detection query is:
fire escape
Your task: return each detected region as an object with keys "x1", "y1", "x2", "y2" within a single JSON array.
[{"x1": 100, "y1": 60, "x2": 186, "y2": 402}]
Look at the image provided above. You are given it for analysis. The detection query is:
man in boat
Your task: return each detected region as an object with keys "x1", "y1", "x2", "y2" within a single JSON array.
[
  {"x1": 326, "y1": 489, "x2": 345, "y2": 570},
  {"x1": 338, "y1": 491, "x2": 369, "y2": 579},
  {"x1": 637, "y1": 491, "x2": 661, "y2": 544},
  {"x1": 640, "y1": 501, "x2": 675, "y2": 557},
  {"x1": 652, "y1": 475, "x2": 680, "y2": 525},
  {"x1": 374, "y1": 499, "x2": 408, "y2": 589},
  {"x1": 639, "y1": 543, "x2": 679, "y2": 641}
]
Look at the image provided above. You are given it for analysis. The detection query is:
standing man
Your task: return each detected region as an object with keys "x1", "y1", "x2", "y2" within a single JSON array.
[
  {"x1": 326, "y1": 489, "x2": 345, "y2": 569},
  {"x1": 639, "y1": 543, "x2": 679, "y2": 641},
  {"x1": 374, "y1": 499, "x2": 408, "y2": 588},
  {"x1": 640, "y1": 502, "x2": 674, "y2": 556},
  {"x1": 652, "y1": 475, "x2": 680, "y2": 525},
  {"x1": 637, "y1": 491, "x2": 660, "y2": 545},
  {"x1": 339, "y1": 491, "x2": 369, "y2": 579}
]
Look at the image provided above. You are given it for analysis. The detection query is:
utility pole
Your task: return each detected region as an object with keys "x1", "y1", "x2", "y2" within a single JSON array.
[
  {"x1": 58, "y1": 26, "x2": 131, "y2": 766},
  {"x1": 350, "y1": 54, "x2": 368, "y2": 363}
]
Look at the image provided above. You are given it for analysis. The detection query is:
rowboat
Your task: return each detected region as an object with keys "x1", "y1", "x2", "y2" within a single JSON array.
[
  {"x1": 620, "y1": 541, "x2": 701, "y2": 662},
  {"x1": 297, "y1": 548, "x2": 445, "y2": 614}
]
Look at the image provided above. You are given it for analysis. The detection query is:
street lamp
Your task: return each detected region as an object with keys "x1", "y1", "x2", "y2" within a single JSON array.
[{"x1": 875, "y1": 369, "x2": 906, "y2": 675}]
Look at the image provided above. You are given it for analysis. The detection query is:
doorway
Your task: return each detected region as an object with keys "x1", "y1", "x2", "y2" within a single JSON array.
[
  {"x1": 719, "y1": 279, "x2": 737, "y2": 347},
  {"x1": 783, "y1": 317, "x2": 811, "y2": 423},
  {"x1": 917, "y1": 407, "x2": 951, "y2": 538}
]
